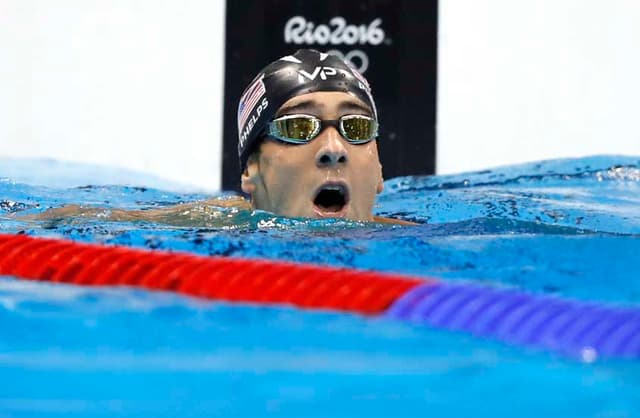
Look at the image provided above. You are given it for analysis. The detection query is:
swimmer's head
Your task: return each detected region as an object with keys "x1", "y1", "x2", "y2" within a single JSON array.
[
  {"x1": 237, "y1": 49, "x2": 383, "y2": 221},
  {"x1": 237, "y1": 49, "x2": 377, "y2": 171}
]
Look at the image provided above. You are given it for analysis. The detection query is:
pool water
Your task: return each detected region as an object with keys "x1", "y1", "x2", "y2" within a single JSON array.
[{"x1": 1, "y1": 155, "x2": 639, "y2": 417}]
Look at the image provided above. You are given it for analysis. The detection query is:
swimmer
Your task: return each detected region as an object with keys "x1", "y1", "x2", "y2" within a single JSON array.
[
  {"x1": 237, "y1": 48, "x2": 411, "y2": 224},
  {"x1": 27, "y1": 49, "x2": 413, "y2": 225}
]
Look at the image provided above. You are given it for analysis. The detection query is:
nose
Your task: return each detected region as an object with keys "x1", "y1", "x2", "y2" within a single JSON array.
[{"x1": 315, "y1": 127, "x2": 348, "y2": 168}]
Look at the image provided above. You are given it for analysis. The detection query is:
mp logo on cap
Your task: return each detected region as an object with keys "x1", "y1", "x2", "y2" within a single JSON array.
[{"x1": 298, "y1": 66, "x2": 350, "y2": 83}]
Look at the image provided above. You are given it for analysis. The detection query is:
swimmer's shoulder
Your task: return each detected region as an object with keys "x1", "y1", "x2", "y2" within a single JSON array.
[
  {"x1": 372, "y1": 216, "x2": 418, "y2": 226},
  {"x1": 199, "y1": 196, "x2": 252, "y2": 210}
]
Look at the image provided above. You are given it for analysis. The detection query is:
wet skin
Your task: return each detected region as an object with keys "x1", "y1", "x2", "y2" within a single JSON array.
[{"x1": 241, "y1": 91, "x2": 384, "y2": 221}]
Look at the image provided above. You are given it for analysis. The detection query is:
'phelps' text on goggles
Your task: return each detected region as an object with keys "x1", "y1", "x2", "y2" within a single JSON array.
[{"x1": 266, "y1": 114, "x2": 379, "y2": 144}]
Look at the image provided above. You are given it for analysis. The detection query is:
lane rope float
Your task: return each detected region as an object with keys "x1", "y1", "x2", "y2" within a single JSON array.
[
  {"x1": 387, "y1": 283, "x2": 640, "y2": 359},
  {"x1": 0, "y1": 233, "x2": 424, "y2": 315},
  {"x1": 0, "y1": 233, "x2": 638, "y2": 359}
]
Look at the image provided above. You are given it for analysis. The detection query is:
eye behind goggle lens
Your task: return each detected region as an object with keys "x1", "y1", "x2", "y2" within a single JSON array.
[
  {"x1": 272, "y1": 117, "x2": 318, "y2": 141},
  {"x1": 269, "y1": 115, "x2": 377, "y2": 144},
  {"x1": 341, "y1": 116, "x2": 378, "y2": 143}
]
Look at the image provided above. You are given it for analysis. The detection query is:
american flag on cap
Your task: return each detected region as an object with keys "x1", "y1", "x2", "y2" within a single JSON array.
[{"x1": 237, "y1": 74, "x2": 266, "y2": 133}]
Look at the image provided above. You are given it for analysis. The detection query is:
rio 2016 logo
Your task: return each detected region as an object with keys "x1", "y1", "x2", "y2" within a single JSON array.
[
  {"x1": 284, "y1": 16, "x2": 385, "y2": 46},
  {"x1": 283, "y1": 16, "x2": 389, "y2": 74}
]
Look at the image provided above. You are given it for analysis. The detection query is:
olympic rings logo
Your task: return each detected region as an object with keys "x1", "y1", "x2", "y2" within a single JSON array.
[{"x1": 325, "y1": 49, "x2": 370, "y2": 74}]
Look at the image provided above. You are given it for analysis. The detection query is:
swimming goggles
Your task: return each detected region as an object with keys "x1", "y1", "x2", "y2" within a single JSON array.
[{"x1": 266, "y1": 114, "x2": 379, "y2": 145}]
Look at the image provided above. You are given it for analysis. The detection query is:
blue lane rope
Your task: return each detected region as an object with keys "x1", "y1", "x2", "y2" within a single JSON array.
[{"x1": 386, "y1": 283, "x2": 640, "y2": 359}]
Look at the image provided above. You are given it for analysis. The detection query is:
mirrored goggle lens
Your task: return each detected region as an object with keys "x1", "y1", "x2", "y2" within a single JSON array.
[
  {"x1": 341, "y1": 116, "x2": 378, "y2": 142},
  {"x1": 270, "y1": 117, "x2": 318, "y2": 141}
]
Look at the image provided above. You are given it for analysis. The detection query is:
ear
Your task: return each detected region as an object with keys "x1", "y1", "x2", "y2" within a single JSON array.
[
  {"x1": 376, "y1": 162, "x2": 384, "y2": 194},
  {"x1": 240, "y1": 155, "x2": 259, "y2": 195}
]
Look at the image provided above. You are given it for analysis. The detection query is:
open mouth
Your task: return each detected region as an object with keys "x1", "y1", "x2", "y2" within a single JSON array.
[{"x1": 313, "y1": 183, "x2": 349, "y2": 215}]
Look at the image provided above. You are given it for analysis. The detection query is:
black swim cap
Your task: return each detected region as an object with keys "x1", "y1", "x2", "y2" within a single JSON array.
[{"x1": 237, "y1": 49, "x2": 377, "y2": 170}]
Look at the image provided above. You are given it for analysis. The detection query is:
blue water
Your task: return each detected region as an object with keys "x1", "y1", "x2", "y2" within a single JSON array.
[{"x1": 1, "y1": 155, "x2": 639, "y2": 417}]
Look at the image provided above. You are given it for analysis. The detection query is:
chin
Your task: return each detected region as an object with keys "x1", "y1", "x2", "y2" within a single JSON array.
[{"x1": 312, "y1": 204, "x2": 349, "y2": 219}]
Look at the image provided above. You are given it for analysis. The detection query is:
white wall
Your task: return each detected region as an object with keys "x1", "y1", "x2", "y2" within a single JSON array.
[
  {"x1": 0, "y1": 0, "x2": 226, "y2": 191},
  {"x1": 438, "y1": 0, "x2": 640, "y2": 174},
  {"x1": 2, "y1": 0, "x2": 639, "y2": 190}
]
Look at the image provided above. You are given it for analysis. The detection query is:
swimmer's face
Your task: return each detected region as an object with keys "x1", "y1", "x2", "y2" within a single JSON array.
[{"x1": 241, "y1": 91, "x2": 384, "y2": 221}]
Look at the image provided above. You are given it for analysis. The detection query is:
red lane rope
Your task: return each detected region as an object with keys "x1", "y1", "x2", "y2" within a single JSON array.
[{"x1": 0, "y1": 233, "x2": 428, "y2": 315}]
